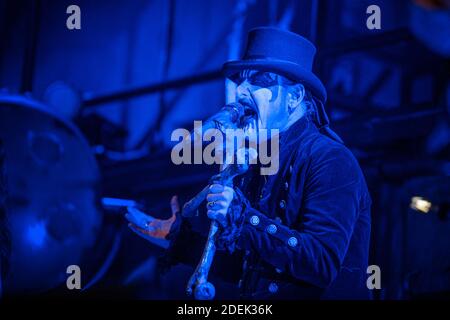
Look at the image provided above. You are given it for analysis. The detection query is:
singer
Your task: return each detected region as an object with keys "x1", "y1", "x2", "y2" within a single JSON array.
[{"x1": 125, "y1": 27, "x2": 372, "y2": 300}]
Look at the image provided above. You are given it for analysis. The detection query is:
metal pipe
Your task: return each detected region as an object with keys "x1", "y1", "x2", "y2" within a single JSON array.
[{"x1": 82, "y1": 69, "x2": 223, "y2": 108}]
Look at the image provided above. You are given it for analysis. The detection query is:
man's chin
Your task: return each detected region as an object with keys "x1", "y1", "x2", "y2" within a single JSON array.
[{"x1": 257, "y1": 118, "x2": 273, "y2": 130}]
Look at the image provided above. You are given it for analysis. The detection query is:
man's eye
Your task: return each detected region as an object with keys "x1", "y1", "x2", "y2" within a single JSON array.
[
  {"x1": 233, "y1": 75, "x2": 246, "y2": 85},
  {"x1": 249, "y1": 73, "x2": 277, "y2": 87}
]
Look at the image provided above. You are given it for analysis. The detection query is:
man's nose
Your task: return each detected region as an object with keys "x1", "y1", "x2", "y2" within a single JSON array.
[{"x1": 236, "y1": 80, "x2": 252, "y2": 98}]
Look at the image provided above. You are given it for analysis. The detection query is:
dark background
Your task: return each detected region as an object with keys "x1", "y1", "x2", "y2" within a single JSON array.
[{"x1": 0, "y1": 0, "x2": 449, "y2": 299}]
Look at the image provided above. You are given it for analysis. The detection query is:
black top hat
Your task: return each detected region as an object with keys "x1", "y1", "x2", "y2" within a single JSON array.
[
  {"x1": 222, "y1": 27, "x2": 327, "y2": 103},
  {"x1": 222, "y1": 27, "x2": 344, "y2": 143}
]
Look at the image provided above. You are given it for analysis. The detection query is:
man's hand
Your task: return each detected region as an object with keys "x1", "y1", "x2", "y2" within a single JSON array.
[
  {"x1": 125, "y1": 195, "x2": 179, "y2": 240},
  {"x1": 206, "y1": 184, "x2": 234, "y2": 227}
]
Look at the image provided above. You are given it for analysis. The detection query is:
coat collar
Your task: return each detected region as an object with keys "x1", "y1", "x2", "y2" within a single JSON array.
[{"x1": 279, "y1": 116, "x2": 317, "y2": 151}]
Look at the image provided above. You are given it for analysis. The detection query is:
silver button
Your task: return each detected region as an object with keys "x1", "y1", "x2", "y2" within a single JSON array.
[
  {"x1": 284, "y1": 181, "x2": 289, "y2": 190},
  {"x1": 250, "y1": 215, "x2": 260, "y2": 226},
  {"x1": 288, "y1": 236, "x2": 298, "y2": 247},
  {"x1": 275, "y1": 268, "x2": 282, "y2": 274},
  {"x1": 289, "y1": 165, "x2": 293, "y2": 173},
  {"x1": 268, "y1": 282, "x2": 278, "y2": 293},
  {"x1": 279, "y1": 200, "x2": 286, "y2": 209},
  {"x1": 266, "y1": 224, "x2": 277, "y2": 234}
]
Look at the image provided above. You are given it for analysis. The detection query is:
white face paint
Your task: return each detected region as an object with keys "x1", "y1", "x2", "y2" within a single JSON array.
[{"x1": 235, "y1": 70, "x2": 292, "y2": 133}]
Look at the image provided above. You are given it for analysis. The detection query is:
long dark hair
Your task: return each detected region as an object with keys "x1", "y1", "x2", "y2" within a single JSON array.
[{"x1": 301, "y1": 89, "x2": 344, "y2": 144}]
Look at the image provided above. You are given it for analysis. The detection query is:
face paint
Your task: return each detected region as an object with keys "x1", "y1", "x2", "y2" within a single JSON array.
[
  {"x1": 234, "y1": 70, "x2": 297, "y2": 132},
  {"x1": 234, "y1": 70, "x2": 280, "y2": 88},
  {"x1": 268, "y1": 85, "x2": 279, "y2": 102}
]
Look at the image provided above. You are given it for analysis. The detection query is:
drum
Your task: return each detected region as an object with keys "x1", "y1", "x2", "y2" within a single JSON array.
[{"x1": 0, "y1": 94, "x2": 103, "y2": 295}]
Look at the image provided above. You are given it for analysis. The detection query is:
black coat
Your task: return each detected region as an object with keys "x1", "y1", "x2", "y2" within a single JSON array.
[{"x1": 163, "y1": 117, "x2": 372, "y2": 300}]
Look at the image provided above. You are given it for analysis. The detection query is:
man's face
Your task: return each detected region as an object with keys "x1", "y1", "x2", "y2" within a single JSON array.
[{"x1": 233, "y1": 70, "x2": 293, "y2": 131}]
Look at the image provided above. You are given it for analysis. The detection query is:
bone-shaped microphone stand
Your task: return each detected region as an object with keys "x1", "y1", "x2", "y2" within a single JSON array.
[{"x1": 182, "y1": 148, "x2": 255, "y2": 300}]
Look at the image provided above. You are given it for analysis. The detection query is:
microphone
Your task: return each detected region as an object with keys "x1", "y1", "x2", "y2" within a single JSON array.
[
  {"x1": 191, "y1": 102, "x2": 245, "y2": 139},
  {"x1": 176, "y1": 102, "x2": 246, "y2": 166}
]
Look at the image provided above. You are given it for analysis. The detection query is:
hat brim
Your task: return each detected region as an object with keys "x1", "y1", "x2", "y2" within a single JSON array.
[{"x1": 222, "y1": 59, "x2": 327, "y2": 103}]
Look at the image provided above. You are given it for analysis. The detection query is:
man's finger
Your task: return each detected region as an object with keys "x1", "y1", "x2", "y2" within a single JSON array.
[
  {"x1": 128, "y1": 206, "x2": 149, "y2": 218},
  {"x1": 128, "y1": 223, "x2": 154, "y2": 236},
  {"x1": 222, "y1": 186, "x2": 235, "y2": 201},
  {"x1": 206, "y1": 200, "x2": 227, "y2": 210},
  {"x1": 170, "y1": 195, "x2": 180, "y2": 215},
  {"x1": 125, "y1": 213, "x2": 144, "y2": 228},
  {"x1": 206, "y1": 193, "x2": 226, "y2": 202},
  {"x1": 125, "y1": 208, "x2": 154, "y2": 229},
  {"x1": 209, "y1": 184, "x2": 224, "y2": 193}
]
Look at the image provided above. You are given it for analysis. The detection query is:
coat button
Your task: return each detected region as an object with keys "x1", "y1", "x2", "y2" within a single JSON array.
[
  {"x1": 268, "y1": 282, "x2": 278, "y2": 293},
  {"x1": 287, "y1": 236, "x2": 298, "y2": 247},
  {"x1": 279, "y1": 200, "x2": 286, "y2": 209},
  {"x1": 289, "y1": 165, "x2": 293, "y2": 173},
  {"x1": 275, "y1": 268, "x2": 282, "y2": 274},
  {"x1": 266, "y1": 224, "x2": 277, "y2": 234},
  {"x1": 284, "y1": 181, "x2": 289, "y2": 190},
  {"x1": 250, "y1": 215, "x2": 260, "y2": 226}
]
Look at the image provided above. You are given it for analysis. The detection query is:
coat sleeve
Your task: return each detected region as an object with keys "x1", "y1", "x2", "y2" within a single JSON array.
[{"x1": 236, "y1": 143, "x2": 365, "y2": 288}]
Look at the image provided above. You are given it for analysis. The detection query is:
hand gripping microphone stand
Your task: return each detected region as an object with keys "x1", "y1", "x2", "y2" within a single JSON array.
[{"x1": 182, "y1": 135, "x2": 257, "y2": 299}]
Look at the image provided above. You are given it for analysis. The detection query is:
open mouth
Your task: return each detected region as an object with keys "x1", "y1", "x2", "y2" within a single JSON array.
[
  {"x1": 240, "y1": 104, "x2": 258, "y2": 133},
  {"x1": 239, "y1": 97, "x2": 257, "y2": 116},
  {"x1": 244, "y1": 105, "x2": 257, "y2": 118}
]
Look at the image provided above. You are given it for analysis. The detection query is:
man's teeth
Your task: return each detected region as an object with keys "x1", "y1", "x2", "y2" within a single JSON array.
[{"x1": 243, "y1": 117, "x2": 257, "y2": 134}]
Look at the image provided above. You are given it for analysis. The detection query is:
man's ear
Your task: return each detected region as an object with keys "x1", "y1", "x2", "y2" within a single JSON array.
[{"x1": 288, "y1": 83, "x2": 305, "y2": 108}]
